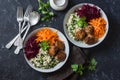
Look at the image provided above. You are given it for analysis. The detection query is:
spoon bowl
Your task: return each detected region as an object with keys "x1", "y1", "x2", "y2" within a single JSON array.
[{"x1": 29, "y1": 11, "x2": 40, "y2": 26}]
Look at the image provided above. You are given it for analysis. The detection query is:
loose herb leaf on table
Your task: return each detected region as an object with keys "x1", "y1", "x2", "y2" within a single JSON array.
[
  {"x1": 88, "y1": 58, "x2": 98, "y2": 71},
  {"x1": 71, "y1": 64, "x2": 84, "y2": 76},
  {"x1": 38, "y1": 0, "x2": 54, "y2": 21},
  {"x1": 71, "y1": 58, "x2": 97, "y2": 76},
  {"x1": 71, "y1": 64, "x2": 79, "y2": 72}
]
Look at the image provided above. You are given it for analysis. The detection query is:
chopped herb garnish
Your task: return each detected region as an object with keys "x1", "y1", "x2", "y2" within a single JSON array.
[
  {"x1": 38, "y1": 0, "x2": 54, "y2": 22},
  {"x1": 38, "y1": 41, "x2": 49, "y2": 51}
]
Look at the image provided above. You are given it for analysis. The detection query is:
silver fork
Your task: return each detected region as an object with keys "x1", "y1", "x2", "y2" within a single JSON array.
[
  {"x1": 21, "y1": 5, "x2": 33, "y2": 30},
  {"x1": 14, "y1": 7, "x2": 23, "y2": 47},
  {"x1": 5, "y1": 26, "x2": 28, "y2": 49},
  {"x1": 14, "y1": 5, "x2": 33, "y2": 54},
  {"x1": 5, "y1": 5, "x2": 33, "y2": 49},
  {"x1": 14, "y1": 5, "x2": 33, "y2": 46}
]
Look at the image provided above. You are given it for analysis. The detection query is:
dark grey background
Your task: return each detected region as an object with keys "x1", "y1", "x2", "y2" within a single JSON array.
[{"x1": 0, "y1": 0, "x2": 120, "y2": 80}]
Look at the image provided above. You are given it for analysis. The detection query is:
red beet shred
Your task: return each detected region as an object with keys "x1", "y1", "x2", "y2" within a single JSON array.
[
  {"x1": 76, "y1": 4, "x2": 101, "y2": 22},
  {"x1": 24, "y1": 36, "x2": 39, "y2": 60}
]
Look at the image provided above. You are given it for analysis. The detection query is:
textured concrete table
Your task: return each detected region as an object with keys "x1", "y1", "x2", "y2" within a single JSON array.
[{"x1": 0, "y1": 0, "x2": 120, "y2": 80}]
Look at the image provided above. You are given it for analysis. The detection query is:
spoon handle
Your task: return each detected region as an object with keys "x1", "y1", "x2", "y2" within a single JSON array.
[
  {"x1": 21, "y1": 20, "x2": 26, "y2": 30},
  {"x1": 23, "y1": 22, "x2": 31, "y2": 40},
  {"x1": 14, "y1": 23, "x2": 30, "y2": 54},
  {"x1": 14, "y1": 47, "x2": 20, "y2": 54},
  {"x1": 5, "y1": 25, "x2": 27, "y2": 49}
]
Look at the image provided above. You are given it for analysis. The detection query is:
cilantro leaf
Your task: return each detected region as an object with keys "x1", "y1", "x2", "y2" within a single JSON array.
[
  {"x1": 71, "y1": 64, "x2": 84, "y2": 76},
  {"x1": 38, "y1": 0, "x2": 54, "y2": 22},
  {"x1": 38, "y1": 41, "x2": 49, "y2": 51},
  {"x1": 71, "y1": 64, "x2": 78, "y2": 72},
  {"x1": 71, "y1": 58, "x2": 97, "y2": 76},
  {"x1": 88, "y1": 58, "x2": 97, "y2": 71}
]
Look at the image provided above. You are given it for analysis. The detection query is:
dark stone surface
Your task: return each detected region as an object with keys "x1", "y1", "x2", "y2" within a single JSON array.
[{"x1": 0, "y1": 0, "x2": 120, "y2": 80}]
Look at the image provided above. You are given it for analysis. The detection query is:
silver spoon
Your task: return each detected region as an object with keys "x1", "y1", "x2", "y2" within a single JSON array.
[
  {"x1": 14, "y1": 5, "x2": 33, "y2": 47},
  {"x1": 14, "y1": 11, "x2": 40, "y2": 54}
]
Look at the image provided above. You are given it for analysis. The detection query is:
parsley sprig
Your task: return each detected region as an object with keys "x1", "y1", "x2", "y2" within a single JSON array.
[
  {"x1": 88, "y1": 58, "x2": 97, "y2": 71},
  {"x1": 71, "y1": 64, "x2": 84, "y2": 75},
  {"x1": 71, "y1": 58, "x2": 97, "y2": 76},
  {"x1": 38, "y1": 0, "x2": 54, "y2": 21},
  {"x1": 38, "y1": 41, "x2": 49, "y2": 51}
]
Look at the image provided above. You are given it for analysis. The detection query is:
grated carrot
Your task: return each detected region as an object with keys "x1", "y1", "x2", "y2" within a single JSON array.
[
  {"x1": 89, "y1": 17, "x2": 106, "y2": 39},
  {"x1": 35, "y1": 27, "x2": 59, "y2": 46}
]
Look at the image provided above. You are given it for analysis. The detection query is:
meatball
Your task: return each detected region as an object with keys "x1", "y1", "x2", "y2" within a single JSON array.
[
  {"x1": 48, "y1": 46, "x2": 58, "y2": 56},
  {"x1": 75, "y1": 28, "x2": 86, "y2": 40},
  {"x1": 84, "y1": 34, "x2": 97, "y2": 45},
  {"x1": 55, "y1": 50, "x2": 66, "y2": 62},
  {"x1": 55, "y1": 40, "x2": 65, "y2": 50},
  {"x1": 84, "y1": 25, "x2": 94, "y2": 35}
]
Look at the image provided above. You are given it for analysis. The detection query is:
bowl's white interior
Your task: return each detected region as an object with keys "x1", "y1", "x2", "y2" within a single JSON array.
[
  {"x1": 63, "y1": 3, "x2": 109, "y2": 48},
  {"x1": 23, "y1": 27, "x2": 69, "y2": 73}
]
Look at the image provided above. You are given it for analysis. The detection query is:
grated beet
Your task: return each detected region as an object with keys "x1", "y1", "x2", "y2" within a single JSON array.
[
  {"x1": 24, "y1": 36, "x2": 40, "y2": 60},
  {"x1": 76, "y1": 4, "x2": 101, "y2": 22}
]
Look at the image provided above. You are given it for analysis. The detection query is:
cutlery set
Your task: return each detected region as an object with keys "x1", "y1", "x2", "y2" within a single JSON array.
[{"x1": 5, "y1": 5, "x2": 40, "y2": 54}]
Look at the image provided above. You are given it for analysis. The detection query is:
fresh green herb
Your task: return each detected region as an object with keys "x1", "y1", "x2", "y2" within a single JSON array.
[
  {"x1": 71, "y1": 58, "x2": 97, "y2": 76},
  {"x1": 76, "y1": 17, "x2": 88, "y2": 28},
  {"x1": 38, "y1": 0, "x2": 54, "y2": 21},
  {"x1": 78, "y1": 64, "x2": 84, "y2": 75},
  {"x1": 71, "y1": 64, "x2": 84, "y2": 76},
  {"x1": 72, "y1": 14, "x2": 88, "y2": 28},
  {"x1": 71, "y1": 64, "x2": 79, "y2": 72},
  {"x1": 88, "y1": 58, "x2": 97, "y2": 71},
  {"x1": 38, "y1": 41, "x2": 49, "y2": 51}
]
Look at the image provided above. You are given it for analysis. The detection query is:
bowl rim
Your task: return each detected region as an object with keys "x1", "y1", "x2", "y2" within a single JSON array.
[
  {"x1": 63, "y1": 3, "x2": 109, "y2": 48},
  {"x1": 23, "y1": 27, "x2": 69, "y2": 73}
]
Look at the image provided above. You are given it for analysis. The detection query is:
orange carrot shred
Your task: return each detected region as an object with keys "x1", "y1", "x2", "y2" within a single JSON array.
[
  {"x1": 89, "y1": 17, "x2": 107, "y2": 39},
  {"x1": 35, "y1": 27, "x2": 60, "y2": 46}
]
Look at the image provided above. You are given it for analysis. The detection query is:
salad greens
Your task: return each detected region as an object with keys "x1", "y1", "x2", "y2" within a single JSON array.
[
  {"x1": 38, "y1": 0, "x2": 54, "y2": 21},
  {"x1": 38, "y1": 41, "x2": 49, "y2": 51},
  {"x1": 71, "y1": 58, "x2": 97, "y2": 76},
  {"x1": 72, "y1": 14, "x2": 88, "y2": 28}
]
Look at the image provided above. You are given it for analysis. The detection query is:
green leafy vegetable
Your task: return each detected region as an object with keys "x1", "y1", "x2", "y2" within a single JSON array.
[
  {"x1": 38, "y1": 41, "x2": 49, "y2": 51},
  {"x1": 38, "y1": 0, "x2": 54, "y2": 21},
  {"x1": 71, "y1": 58, "x2": 97, "y2": 76},
  {"x1": 71, "y1": 64, "x2": 79, "y2": 72},
  {"x1": 77, "y1": 64, "x2": 84, "y2": 75},
  {"x1": 76, "y1": 17, "x2": 88, "y2": 28},
  {"x1": 71, "y1": 64, "x2": 84, "y2": 76},
  {"x1": 88, "y1": 58, "x2": 97, "y2": 71}
]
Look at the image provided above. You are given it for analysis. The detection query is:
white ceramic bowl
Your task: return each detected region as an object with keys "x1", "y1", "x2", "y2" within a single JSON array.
[
  {"x1": 23, "y1": 27, "x2": 69, "y2": 73},
  {"x1": 63, "y1": 3, "x2": 109, "y2": 48},
  {"x1": 50, "y1": 0, "x2": 68, "y2": 11}
]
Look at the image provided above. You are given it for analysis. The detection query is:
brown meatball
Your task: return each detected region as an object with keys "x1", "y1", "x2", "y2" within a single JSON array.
[
  {"x1": 55, "y1": 50, "x2": 66, "y2": 62},
  {"x1": 55, "y1": 40, "x2": 65, "y2": 50},
  {"x1": 75, "y1": 28, "x2": 86, "y2": 40},
  {"x1": 84, "y1": 34, "x2": 97, "y2": 45},
  {"x1": 48, "y1": 46, "x2": 58, "y2": 56},
  {"x1": 84, "y1": 25, "x2": 94, "y2": 35}
]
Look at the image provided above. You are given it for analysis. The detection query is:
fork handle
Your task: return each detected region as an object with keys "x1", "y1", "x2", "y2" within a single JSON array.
[
  {"x1": 14, "y1": 46, "x2": 21, "y2": 54},
  {"x1": 21, "y1": 20, "x2": 26, "y2": 30},
  {"x1": 5, "y1": 25, "x2": 28, "y2": 49},
  {"x1": 19, "y1": 22, "x2": 22, "y2": 34},
  {"x1": 23, "y1": 22, "x2": 31, "y2": 40},
  {"x1": 14, "y1": 23, "x2": 30, "y2": 54}
]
